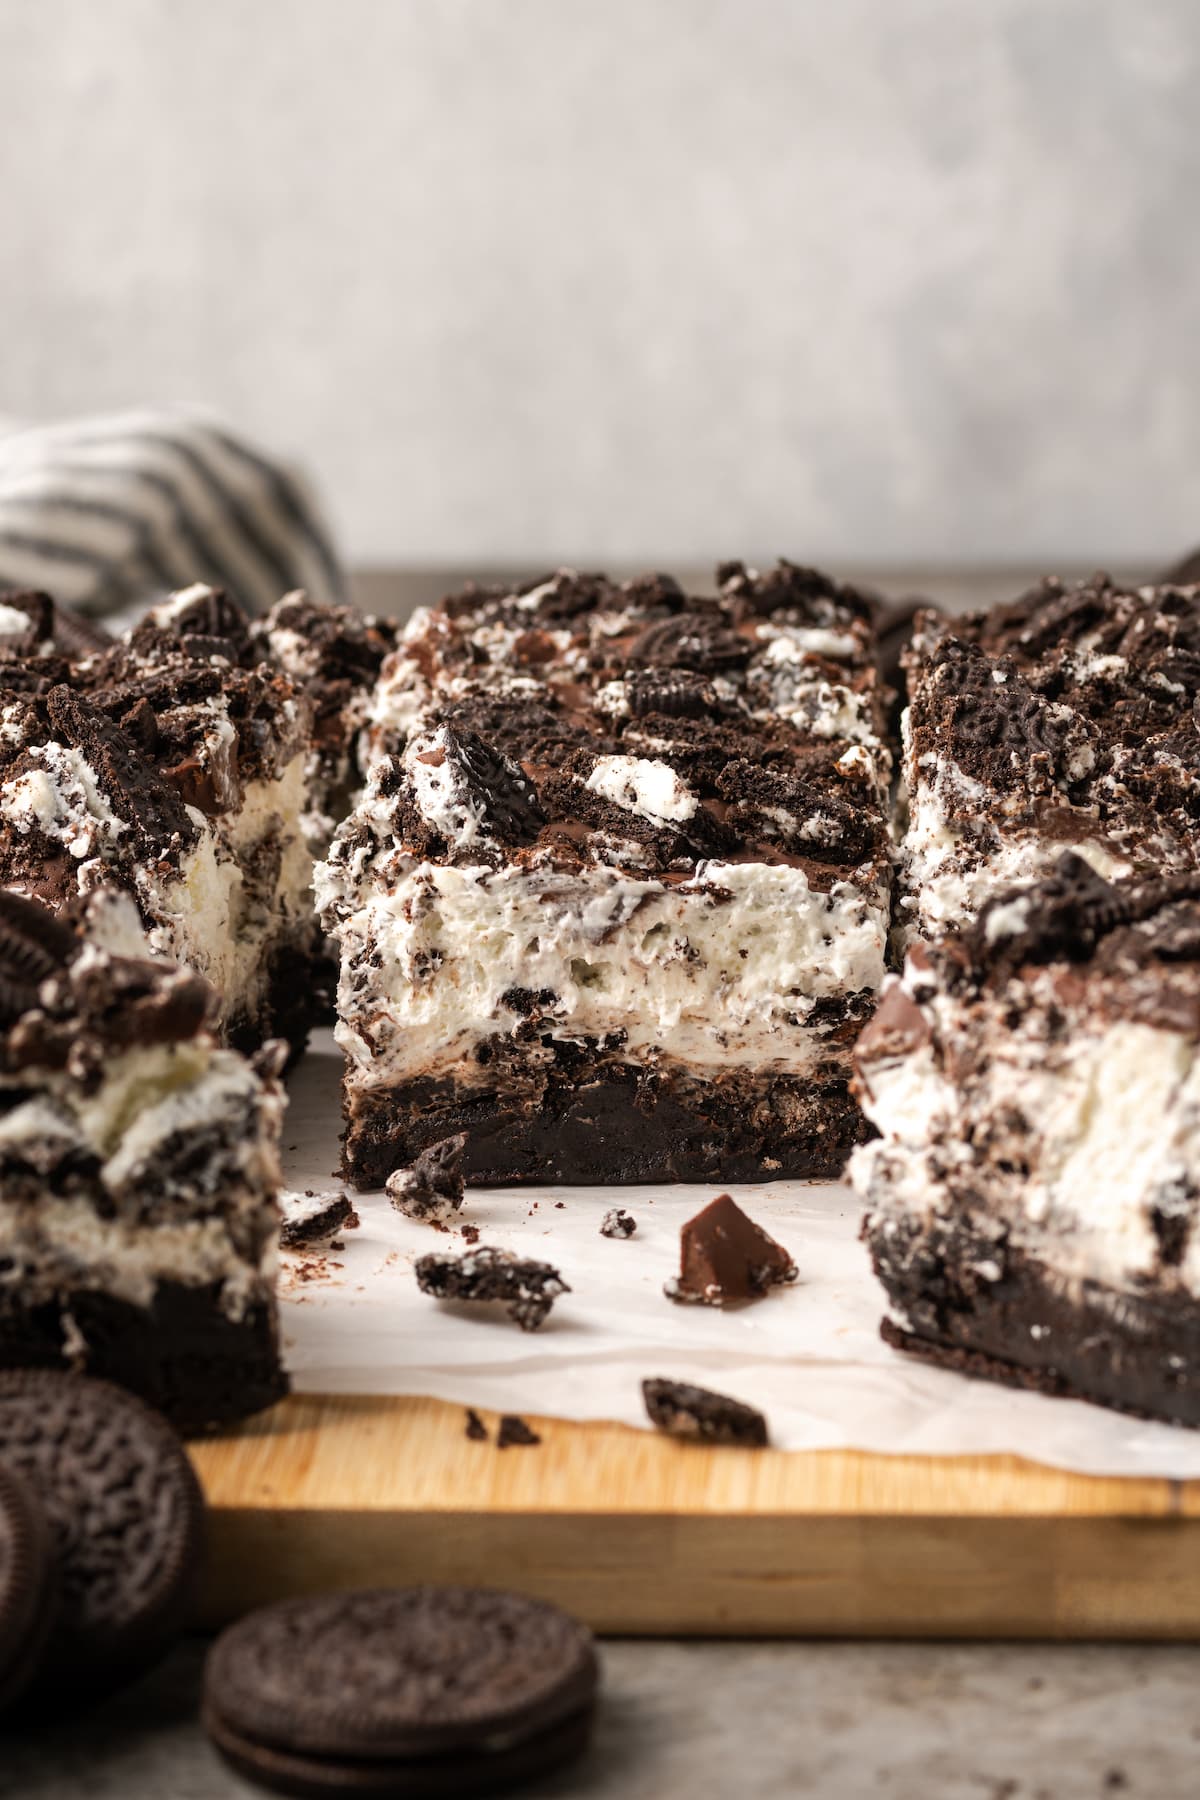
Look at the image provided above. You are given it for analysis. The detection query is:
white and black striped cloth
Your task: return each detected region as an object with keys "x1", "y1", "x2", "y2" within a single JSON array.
[{"x1": 0, "y1": 410, "x2": 343, "y2": 627}]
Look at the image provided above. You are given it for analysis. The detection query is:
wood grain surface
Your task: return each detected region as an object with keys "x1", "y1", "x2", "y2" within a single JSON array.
[{"x1": 189, "y1": 1394, "x2": 1200, "y2": 1639}]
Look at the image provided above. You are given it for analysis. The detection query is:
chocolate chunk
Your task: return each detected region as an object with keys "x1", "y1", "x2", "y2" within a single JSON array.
[
  {"x1": 414, "y1": 1246, "x2": 569, "y2": 1331},
  {"x1": 385, "y1": 1133, "x2": 467, "y2": 1225},
  {"x1": 664, "y1": 1193, "x2": 797, "y2": 1306},
  {"x1": 203, "y1": 1587, "x2": 598, "y2": 1794},
  {"x1": 464, "y1": 1408, "x2": 488, "y2": 1442},
  {"x1": 599, "y1": 1208, "x2": 637, "y2": 1239},
  {"x1": 628, "y1": 612, "x2": 750, "y2": 674},
  {"x1": 279, "y1": 1191, "x2": 355, "y2": 1250},
  {"x1": 497, "y1": 1414, "x2": 541, "y2": 1449},
  {"x1": 641, "y1": 1377, "x2": 769, "y2": 1447}
]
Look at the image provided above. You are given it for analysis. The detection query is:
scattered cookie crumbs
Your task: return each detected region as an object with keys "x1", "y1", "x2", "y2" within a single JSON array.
[
  {"x1": 497, "y1": 1414, "x2": 541, "y2": 1449},
  {"x1": 386, "y1": 1134, "x2": 467, "y2": 1225},
  {"x1": 642, "y1": 1376, "x2": 768, "y2": 1447},
  {"x1": 414, "y1": 1246, "x2": 569, "y2": 1331},
  {"x1": 460, "y1": 1223, "x2": 481, "y2": 1245},
  {"x1": 599, "y1": 1208, "x2": 636, "y2": 1239},
  {"x1": 464, "y1": 1408, "x2": 489, "y2": 1442}
]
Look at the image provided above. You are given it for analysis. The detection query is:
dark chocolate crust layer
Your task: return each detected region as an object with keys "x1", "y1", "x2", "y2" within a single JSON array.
[
  {"x1": 0, "y1": 1280, "x2": 288, "y2": 1439},
  {"x1": 864, "y1": 1209, "x2": 1200, "y2": 1428},
  {"x1": 343, "y1": 1056, "x2": 868, "y2": 1188}
]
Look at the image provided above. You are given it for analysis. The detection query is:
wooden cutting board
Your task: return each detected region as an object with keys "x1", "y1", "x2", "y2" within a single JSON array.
[{"x1": 190, "y1": 1394, "x2": 1200, "y2": 1638}]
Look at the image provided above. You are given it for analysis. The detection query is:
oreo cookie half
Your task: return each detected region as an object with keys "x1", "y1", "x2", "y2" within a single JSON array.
[
  {"x1": 203, "y1": 1586, "x2": 599, "y2": 1797},
  {"x1": 0, "y1": 1371, "x2": 205, "y2": 1699},
  {"x1": 0, "y1": 1461, "x2": 58, "y2": 1712}
]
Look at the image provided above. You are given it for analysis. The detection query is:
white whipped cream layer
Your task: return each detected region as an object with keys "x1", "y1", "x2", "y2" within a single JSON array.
[
  {"x1": 0, "y1": 1037, "x2": 283, "y2": 1315},
  {"x1": 321, "y1": 854, "x2": 888, "y2": 1084},
  {"x1": 853, "y1": 981, "x2": 1200, "y2": 1296}
]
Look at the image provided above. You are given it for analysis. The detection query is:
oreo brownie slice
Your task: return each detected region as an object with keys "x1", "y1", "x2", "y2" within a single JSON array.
[
  {"x1": 852, "y1": 855, "x2": 1200, "y2": 1425},
  {"x1": 203, "y1": 1586, "x2": 598, "y2": 1797},
  {"x1": 898, "y1": 571, "x2": 1200, "y2": 943},
  {"x1": 0, "y1": 582, "x2": 322, "y2": 1053},
  {"x1": 0, "y1": 888, "x2": 288, "y2": 1433},
  {"x1": 318, "y1": 563, "x2": 894, "y2": 1186}
]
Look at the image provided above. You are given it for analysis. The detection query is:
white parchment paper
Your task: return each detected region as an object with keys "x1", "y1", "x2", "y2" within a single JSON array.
[{"x1": 281, "y1": 1033, "x2": 1200, "y2": 1478}]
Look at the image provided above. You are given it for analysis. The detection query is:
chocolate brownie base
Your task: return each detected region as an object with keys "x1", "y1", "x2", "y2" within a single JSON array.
[
  {"x1": 342, "y1": 1059, "x2": 869, "y2": 1189},
  {"x1": 864, "y1": 1211, "x2": 1200, "y2": 1427},
  {"x1": 0, "y1": 1280, "x2": 288, "y2": 1439}
]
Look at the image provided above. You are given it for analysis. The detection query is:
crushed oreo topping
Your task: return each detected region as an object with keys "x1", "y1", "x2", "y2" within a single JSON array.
[
  {"x1": 599, "y1": 1208, "x2": 637, "y2": 1239},
  {"x1": 413, "y1": 1246, "x2": 569, "y2": 1331},
  {"x1": 0, "y1": 890, "x2": 76, "y2": 1025},
  {"x1": 641, "y1": 1377, "x2": 768, "y2": 1447},
  {"x1": 385, "y1": 1134, "x2": 467, "y2": 1226},
  {"x1": 628, "y1": 612, "x2": 750, "y2": 675}
]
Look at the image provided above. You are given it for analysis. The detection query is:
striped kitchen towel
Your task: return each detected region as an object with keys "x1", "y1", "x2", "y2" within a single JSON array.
[{"x1": 0, "y1": 409, "x2": 344, "y2": 627}]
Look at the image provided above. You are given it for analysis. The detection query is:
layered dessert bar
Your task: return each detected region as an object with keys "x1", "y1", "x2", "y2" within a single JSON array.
[
  {"x1": 898, "y1": 571, "x2": 1200, "y2": 943},
  {"x1": 250, "y1": 591, "x2": 399, "y2": 853},
  {"x1": 853, "y1": 855, "x2": 1200, "y2": 1425},
  {"x1": 0, "y1": 583, "x2": 322, "y2": 1052},
  {"x1": 318, "y1": 563, "x2": 894, "y2": 1186},
  {"x1": 0, "y1": 887, "x2": 287, "y2": 1434}
]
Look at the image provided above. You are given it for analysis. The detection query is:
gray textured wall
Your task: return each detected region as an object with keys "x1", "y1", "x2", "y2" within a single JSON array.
[{"x1": 2, "y1": 0, "x2": 1198, "y2": 569}]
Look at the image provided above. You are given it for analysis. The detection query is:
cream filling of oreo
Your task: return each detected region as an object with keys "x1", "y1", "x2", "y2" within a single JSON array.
[{"x1": 321, "y1": 855, "x2": 888, "y2": 1083}]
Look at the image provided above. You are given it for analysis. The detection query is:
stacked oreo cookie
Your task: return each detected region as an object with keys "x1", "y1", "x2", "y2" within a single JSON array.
[{"x1": 0, "y1": 1370, "x2": 205, "y2": 1711}]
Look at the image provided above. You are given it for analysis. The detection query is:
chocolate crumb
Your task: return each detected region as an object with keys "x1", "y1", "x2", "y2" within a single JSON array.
[
  {"x1": 464, "y1": 1408, "x2": 488, "y2": 1442},
  {"x1": 414, "y1": 1246, "x2": 569, "y2": 1331},
  {"x1": 642, "y1": 1377, "x2": 768, "y2": 1447},
  {"x1": 600, "y1": 1208, "x2": 637, "y2": 1239},
  {"x1": 664, "y1": 1193, "x2": 796, "y2": 1305},
  {"x1": 497, "y1": 1414, "x2": 541, "y2": 1449},
  {"x1": 460, "y1": 1223, "x2": 481, "y2": 1245}
]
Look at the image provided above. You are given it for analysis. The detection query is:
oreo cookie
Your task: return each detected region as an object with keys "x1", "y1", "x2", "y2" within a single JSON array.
[
  {"x1": 0, "y1": 1461, "x2": 58, "y2": 1712},
  {"x1": 203, "y1": 1586, "x2": 598, "y2": 1797},
  {"x1": 0, "y1": 1371, "x2": 205, "y2": 1698}
]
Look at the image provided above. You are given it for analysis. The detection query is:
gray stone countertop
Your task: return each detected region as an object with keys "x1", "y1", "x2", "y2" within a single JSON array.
[{"x1": 5, "y1": 1636, "x2": 1199, "y2": 1800}]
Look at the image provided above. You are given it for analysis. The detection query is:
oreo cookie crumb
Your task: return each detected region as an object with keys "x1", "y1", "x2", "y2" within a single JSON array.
[
  {"x1": 279, "y1": 1191, "x2": 354, "y2": 1251},
  {"x1": 464, "y1": 1409, "x2": 488, "y2": 1442},
  {"x1": 642, "y1": 1377, "x2": 769, "y2": 1447},
  {"x1": 497, "y1": 1414, "x2": 541, "y2": 1450},
  {"x1": 460, "y1": 1223, "x2": 481, "y2": 1245},
  {"x1": 414, "y1": 1246, "x2": 569, "y2": 1331},
  {"x1": 386, "y1": 1134, "x2": 467, "y2": 1225},
  {"x1": 600, "y1": 1208, "x2": 637, "y2": 1239}
]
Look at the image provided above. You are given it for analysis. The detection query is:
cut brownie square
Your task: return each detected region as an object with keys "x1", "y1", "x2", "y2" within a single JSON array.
[
  {"x1": 0, "y1": 888, "x2": 288, "y2": 1435},
  {"x1": 897, "y1": 572, "x2": 1200, "y2": 944},
  {"x1": 317, "y1": 564, "x2": 894, "y2": 1186},
  {"x1": 0, "y1": 584, "x2": 323, "y2": 1052},
  {"x1": 852, "y1": 855, "x2": 1200, "y2": 1426}
]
